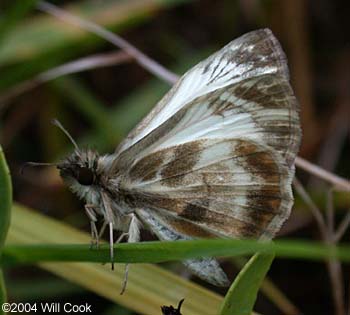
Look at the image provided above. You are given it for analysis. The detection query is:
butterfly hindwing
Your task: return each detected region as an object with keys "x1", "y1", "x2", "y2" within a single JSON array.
[{"x1": 123, "y1": 138, "x2": 292, "y2": 240}]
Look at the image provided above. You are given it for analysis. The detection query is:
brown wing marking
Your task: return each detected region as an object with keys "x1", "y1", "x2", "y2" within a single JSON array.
[
  {"x1": 122, "y1": 138, "x2": 293, "y2": 239},
  {"x1": 230, "y1": 74, "x2": 300, "y2": 168}
]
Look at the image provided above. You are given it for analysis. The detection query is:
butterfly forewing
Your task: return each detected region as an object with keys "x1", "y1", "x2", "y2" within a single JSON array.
[
  {"x1": 114, "y1": 28, "x2": 293, "y2": 156},
  {"x1": 119, "y1": 74, "x2": 298, "y2": 166}
]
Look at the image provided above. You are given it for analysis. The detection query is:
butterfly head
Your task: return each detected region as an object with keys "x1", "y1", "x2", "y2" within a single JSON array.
[
  {"x1": 56, "y1": 147, "x2": 109, "y2": 204},
  {"x1": 23, "y1": 120, "x2": 105, "y2": 201},
  {"x1": 57, "y1": 148, "x2": 99, "y2": 189}
]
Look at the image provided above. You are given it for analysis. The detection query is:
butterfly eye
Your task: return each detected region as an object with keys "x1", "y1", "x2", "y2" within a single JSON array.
[{"x1": 77, "y1": 167, "x2": 94, "y2": 186}]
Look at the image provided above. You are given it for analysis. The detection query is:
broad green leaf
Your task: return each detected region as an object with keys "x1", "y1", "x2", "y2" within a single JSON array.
[{"x1": 220, "y1": 253, "x2": 275, "y2": 315}]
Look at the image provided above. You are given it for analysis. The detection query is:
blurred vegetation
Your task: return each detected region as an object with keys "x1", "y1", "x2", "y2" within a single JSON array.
[
  {"x1": 0, "y1": 145, "x2": 12, "y2": 308},
  {"x1": 0, "y1": 1, "x2": 349, "y2": 315}
]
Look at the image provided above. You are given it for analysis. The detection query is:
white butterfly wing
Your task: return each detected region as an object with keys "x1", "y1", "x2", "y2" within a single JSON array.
[
  {"x1": 112, "y1": 28, "x2": 301, "y2": 237},
  {"x1": 115, "y1": 28, "x2": 293, "y2": 157},
  {"x1": 110, "y1": 29, "x2": 301, "y2": 286}
]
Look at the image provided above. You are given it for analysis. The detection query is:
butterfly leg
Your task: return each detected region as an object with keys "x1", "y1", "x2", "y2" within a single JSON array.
[
  {"x1": 108, "y1": 221, "x2": 115, "y2": 270},
  {"x1": 95, "y1": 220, "x2": 129, "y2": 267},
  {"x1": 85, "y1": 204, "x2": 99, "y2": 249},
  {"x1": 100, "y1": 192, "x2": 117, "y2": 270},
  {"x1": 98, "y1": 220, "x2": 107, "y2": 239},
  {"x1": 116, "y1": 231, "x2": 128, "y2": 242},
  {"x1": 120, "y1": 213, "x2": 141, "y2": 295}
]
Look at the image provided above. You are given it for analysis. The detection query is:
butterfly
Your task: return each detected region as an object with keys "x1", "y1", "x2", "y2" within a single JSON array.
[{"x1": 39, "y1": 28, "x2": 301, "y2": 291}]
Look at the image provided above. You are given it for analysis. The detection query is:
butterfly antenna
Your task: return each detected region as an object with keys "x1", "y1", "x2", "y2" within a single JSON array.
[
  {"x1": 51, "y1": 119, "x2": 80, "y2": 151},
  {"x1": 20, "y1": 162, "x2": 57, "y2": 175}
]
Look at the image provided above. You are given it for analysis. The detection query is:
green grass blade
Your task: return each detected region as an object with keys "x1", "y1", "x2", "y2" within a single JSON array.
[
  {"x1": 3, "y1": 227, "x2": 350, "y2": 265},
  {"x1": 0, "y1": 146, "x2": 12, "y2": 248},
  {"x1": 232, "y1": 257, "x2": 300, "y2": 315},
  {"x1": 0, "y1": 270, "x2": 6, "y2": 313},
  {"x1": 0, "y1": 145, "x2": 12, "y2": 310},
  {"x1": 220, "y1": 253, "x2": 275, "y2": 315}
]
